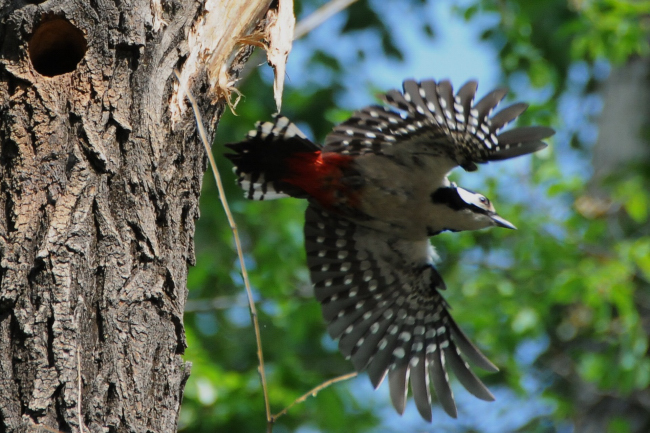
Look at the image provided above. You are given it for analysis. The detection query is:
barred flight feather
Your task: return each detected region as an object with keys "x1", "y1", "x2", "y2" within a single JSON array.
[
  {"x1": 324, "y1": 79, "x2": 554, "y2": 171},
  {"x1": 304, "y1": 203, "x2": 498, "y2": 420}
]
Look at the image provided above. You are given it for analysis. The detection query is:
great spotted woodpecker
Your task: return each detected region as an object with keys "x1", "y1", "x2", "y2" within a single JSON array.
[{"x1": 225, "y1": 79, "x2": 554, "y2": 421}]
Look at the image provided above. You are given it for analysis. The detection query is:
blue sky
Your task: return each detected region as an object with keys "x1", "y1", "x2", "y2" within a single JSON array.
[{"x1": 285, "y1": 1, "x2": 501, "y2": 108}]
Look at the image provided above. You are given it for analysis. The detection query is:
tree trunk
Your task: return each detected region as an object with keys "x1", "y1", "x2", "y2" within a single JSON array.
[
  {"x1": 0, "y1": 1, "x2": 270, "y2": 432},
  {"x1": 591, "y1": 57, "x2": 650, "y2": 182}
]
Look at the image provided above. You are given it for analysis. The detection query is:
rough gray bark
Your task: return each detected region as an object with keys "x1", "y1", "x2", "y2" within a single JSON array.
[{"x1": 0, "y1": 0, "x2": 266, "y2": 432}]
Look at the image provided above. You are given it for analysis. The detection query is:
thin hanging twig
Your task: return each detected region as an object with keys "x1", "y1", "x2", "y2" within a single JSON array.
[
  {"x1": 270, "y1": 372, "x2": 359, "y2": 423},
  {"x1": 173, "y1": 69, "x2": 271, "y2": 422}
]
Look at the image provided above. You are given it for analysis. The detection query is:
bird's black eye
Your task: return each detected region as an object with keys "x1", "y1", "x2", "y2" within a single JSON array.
[{"x1": 479, "y1": 196, "x2": 489, "y2": 205}]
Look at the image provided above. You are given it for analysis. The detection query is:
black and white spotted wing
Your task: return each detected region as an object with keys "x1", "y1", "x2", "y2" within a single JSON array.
[
  {"x1": 304, "y1": 203, "x2": 498, "y2": 420},
  {"x1": 324, "y1": 79, "x2": 554, "y2": 171}
]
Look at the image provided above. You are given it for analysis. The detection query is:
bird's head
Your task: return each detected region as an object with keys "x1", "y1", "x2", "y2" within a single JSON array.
[{"x1": 430, "y1": 185, "x2": 516, "y2": 233}]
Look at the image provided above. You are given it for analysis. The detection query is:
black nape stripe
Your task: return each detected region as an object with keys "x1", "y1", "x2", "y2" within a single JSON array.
[
  {"x1": 430, "y1": 187, "x2": 466, "y2": 211},
  {"x1": 430, "y1": 187, "x2": 490, "y2": 216}
]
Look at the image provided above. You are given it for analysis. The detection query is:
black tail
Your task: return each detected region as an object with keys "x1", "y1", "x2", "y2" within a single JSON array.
[{"x1": 225, "y1": 116, "x2": 321, "y2": 200}]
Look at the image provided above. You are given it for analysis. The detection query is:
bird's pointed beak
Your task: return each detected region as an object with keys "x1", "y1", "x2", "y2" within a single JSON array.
[{"x1": 491, "y1": 214, "x2": 517, "y2": 230}]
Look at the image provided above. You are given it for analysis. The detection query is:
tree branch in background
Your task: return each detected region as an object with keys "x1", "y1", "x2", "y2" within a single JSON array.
[{"x1": 294, "y1": 0, "x2": 360, "y2": 40}]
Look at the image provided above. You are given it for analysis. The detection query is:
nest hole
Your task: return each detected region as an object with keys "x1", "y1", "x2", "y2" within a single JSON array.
[{"x1": 29, "y1": 18, "x2": 87, "y2": 77}]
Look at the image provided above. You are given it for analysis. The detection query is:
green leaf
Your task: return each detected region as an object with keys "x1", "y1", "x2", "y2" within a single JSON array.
[
  {"x1": 512, "y1": 307, "x2": 539, "y2": 334},
  {"x1": 624, "y1": 190, "x2": 648, "y2": 223}
]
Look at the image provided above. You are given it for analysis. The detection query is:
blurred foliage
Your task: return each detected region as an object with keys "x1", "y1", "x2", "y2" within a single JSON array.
[{"x1": 180, "y1": 0, "x2": 650, "y2": 432}]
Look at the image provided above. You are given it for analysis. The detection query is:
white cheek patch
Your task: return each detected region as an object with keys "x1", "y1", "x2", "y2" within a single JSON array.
[{"x1": 457, "y1": 187, "x2": 490, "y2": 211}]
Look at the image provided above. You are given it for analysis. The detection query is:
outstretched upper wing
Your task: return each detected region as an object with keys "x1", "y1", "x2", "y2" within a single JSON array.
[
  {"x1": 324, "y1": 79, "x2": 554, "y2": 171},
  {"x1": 304, "y1": 203, "x2": 498, "y2": 420}
]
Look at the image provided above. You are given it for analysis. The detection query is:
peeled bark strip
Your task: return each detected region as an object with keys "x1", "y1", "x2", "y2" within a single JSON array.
[{"x1": 0, "y1": 0, "x2": 270, "y2": 432}]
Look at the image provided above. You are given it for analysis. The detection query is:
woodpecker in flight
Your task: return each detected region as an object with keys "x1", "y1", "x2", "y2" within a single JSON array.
[{"x1": 225, "y1": 79, "x2": 554, "y2": 421}]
